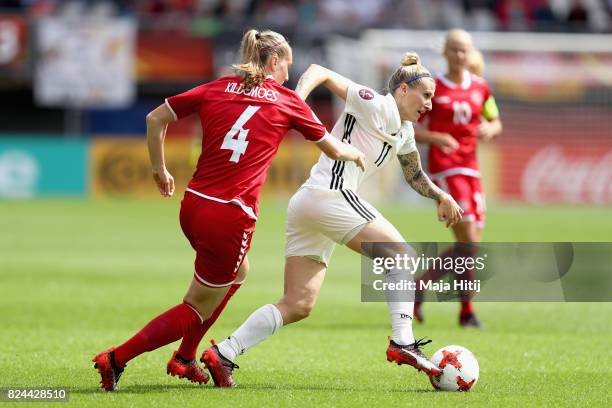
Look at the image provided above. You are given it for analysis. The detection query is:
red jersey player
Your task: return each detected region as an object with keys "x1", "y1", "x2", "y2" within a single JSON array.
[
  {"x1": 92, "y1": 29, "x2": 365, "y2": 391},
  {"x1": 414, "y1": 29, "x2": 502, "y2": 328}
]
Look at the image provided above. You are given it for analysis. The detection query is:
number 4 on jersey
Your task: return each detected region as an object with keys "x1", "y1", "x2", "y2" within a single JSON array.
[{"x1": 221, "y1": 105, "x2": 261, "y2": 162}]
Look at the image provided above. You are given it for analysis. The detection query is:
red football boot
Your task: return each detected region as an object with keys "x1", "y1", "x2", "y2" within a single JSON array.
[
  {"x1": 167, "y1": 351, "x2": 210, "y2": 384},
  {"x1": 386, "y1": 338, "x2": 442, "y2": 377},
  {"x1": 92, "y1": 347, "x2": 124, "y2": 391},
  {"x1": 201, "y1": 341, "x2": 239, "y2": 388}
]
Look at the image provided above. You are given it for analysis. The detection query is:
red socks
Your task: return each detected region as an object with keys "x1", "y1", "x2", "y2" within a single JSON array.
[
  {"x1": 176, "y1": 283, "x2": 242, "y2": 360},
  {"x1": 113, "y1": 302, "x2": 202, "y2": 368},
  {"x1": 112, "y1": 283, "x2": 243, "y2": 367},
  {"x1": 460, "y1": 300, "x2": 475, "y2": 318},
  {"x1": 415, "y1": 244, "x2": 477, "y2": 317}
]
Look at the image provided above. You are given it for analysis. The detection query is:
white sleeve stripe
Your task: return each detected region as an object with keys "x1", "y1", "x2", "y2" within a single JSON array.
[{"x1": 164, "y1": 98, "x2": 178, "y2": 121}]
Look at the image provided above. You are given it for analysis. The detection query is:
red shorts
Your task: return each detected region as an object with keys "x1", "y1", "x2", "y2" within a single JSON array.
[
  {"x1": 434, "y1": 175, "x2": 486, "y2": 227},
  {"x1": 180, "y1": 192, "x2": 256, "y2": 287}
]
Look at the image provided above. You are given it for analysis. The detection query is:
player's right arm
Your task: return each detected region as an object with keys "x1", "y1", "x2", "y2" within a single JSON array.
[
  {"x1": 146, "y1": 103, "x2": 177, "y2": 197},
  {"x1": 295, "y1": 64, "x2": 351, "y2": 101}
]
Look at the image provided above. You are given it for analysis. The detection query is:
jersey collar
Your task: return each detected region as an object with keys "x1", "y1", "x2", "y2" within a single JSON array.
[
  {"x1": 438, "y1": 70, "x2": 472, "y2": 90},
  {"x1": 385, "y1": 93, "x2": 402, "y2": 135}
]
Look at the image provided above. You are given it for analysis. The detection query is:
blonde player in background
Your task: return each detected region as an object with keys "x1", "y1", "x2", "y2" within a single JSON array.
[
  {"x1": 414, "y1": 30, "x2": 503, "y2": 328},
  {"x1": 201, "y1": 52, "x2": 464, "y2": 387}
]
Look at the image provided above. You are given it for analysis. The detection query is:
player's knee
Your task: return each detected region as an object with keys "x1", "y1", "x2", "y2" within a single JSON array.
[
  {"x1": 236, "y1": 268, "x2": 248, "y2": 282},
  {"x1": 183, "y1": 289, "x2": 200, "y2": 308},
  {"x1": 279, "y1": 297, "x2": 314, "y2": 323},
  {"x1": 235, "y1": 261, "x2": 249, "y2": 283},
  {"x1": 183, "y1": 287, "x2": 226, "y2": 320},
  {"x1": 292, "y1": 300, "x2": 314, "y2": 321},
  {"x1": 182, "y1": 296, "x2": 210, "y2": 320}
]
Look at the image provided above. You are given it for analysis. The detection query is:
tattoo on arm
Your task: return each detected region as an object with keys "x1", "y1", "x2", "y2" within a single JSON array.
[{"x1": 398, "y1": 151, "x2": 444, "y2": 201}]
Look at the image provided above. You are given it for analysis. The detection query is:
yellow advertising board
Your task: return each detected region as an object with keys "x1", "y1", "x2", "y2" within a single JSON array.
[
  {"x1": 90, "y1": 137, "x2": 194, "y2": 197},
  {"x1": 89, "y1": 136, "x2": 501, "y2": 202},
  {"x1": 90, "y1": 135, "x2": 319, "y2": 198}
]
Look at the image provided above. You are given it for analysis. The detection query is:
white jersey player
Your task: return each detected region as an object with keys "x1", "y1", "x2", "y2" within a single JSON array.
[
  {"x1": 304, "y1": 84, "x2": 417, "y2": 192},
  {"x1": 289, "y1": 84, "x2": 420, "y2": 264},
  {"x1": 201, "y1": 53, "x2": 463, "y2": 388}
]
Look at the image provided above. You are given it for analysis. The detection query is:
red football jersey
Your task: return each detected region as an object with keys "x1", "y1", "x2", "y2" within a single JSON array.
[
  {"x1": 422, "y1": 72, "x2": 491, "y2": 176},
  {"x1": 166, "y1": 75, "x2": 327, "y2": 219}
]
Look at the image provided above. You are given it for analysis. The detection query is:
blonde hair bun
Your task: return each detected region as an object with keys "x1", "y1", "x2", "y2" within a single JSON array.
[{"x1": 401, "y1": 52, "x2": 420, "y2": 67}]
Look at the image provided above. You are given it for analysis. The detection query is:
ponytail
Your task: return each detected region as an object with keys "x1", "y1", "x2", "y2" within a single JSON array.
[{"x1": 233, "y1": 29, "x2": 290, "y2": 90}]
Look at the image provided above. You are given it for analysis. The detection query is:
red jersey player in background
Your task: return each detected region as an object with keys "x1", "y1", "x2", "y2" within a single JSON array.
[
  {"x1": 414, "y1": 29, "x2": 502, "y2": 328},
  {"x1": 92, "y1": 29, "x2": 365, "y2": 391}
]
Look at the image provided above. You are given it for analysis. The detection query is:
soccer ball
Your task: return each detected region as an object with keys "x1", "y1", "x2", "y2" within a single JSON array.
[{"x1": 429, "y1": 345, "x2": 479, "y2": 391}]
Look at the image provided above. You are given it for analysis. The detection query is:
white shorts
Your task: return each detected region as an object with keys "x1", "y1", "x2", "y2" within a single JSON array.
[{"x1": 285, "y1": 186, "x2": 382, "y2": 266}]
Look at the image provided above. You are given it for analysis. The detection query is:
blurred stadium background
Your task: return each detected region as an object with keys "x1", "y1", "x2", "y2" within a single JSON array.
[{"x1": 1, "y1": 0, "x2": 611, "y2": 207}]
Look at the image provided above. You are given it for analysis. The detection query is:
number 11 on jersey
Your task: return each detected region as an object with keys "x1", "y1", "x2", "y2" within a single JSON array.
[{"x1": 221, "y1": 105, "x2": 261, "y2": 163}]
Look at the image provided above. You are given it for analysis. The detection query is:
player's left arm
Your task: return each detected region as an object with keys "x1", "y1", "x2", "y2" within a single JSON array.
[
  {"x1": 295, "y1": 64, "x2": 351, "y2": 101},
  {"x1": 397, "y1": 151, "x2": 463, "y2": 227},
  {"x1": 477, "y1": 95, "x2": 503, "y2": 142}
]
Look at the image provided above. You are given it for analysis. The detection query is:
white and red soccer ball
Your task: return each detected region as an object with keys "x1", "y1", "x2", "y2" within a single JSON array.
[{"x1": 429, "y1": 345, "x2": 479, "y2": 392}]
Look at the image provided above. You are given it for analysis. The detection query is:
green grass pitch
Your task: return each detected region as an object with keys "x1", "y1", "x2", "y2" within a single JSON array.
[{"x1": 1, "y1": 199, "x2": 611, "y2": 407}]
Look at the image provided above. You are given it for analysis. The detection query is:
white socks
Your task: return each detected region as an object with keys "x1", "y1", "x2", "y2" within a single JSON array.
[
  {"x1": 385, "y1": 263, "x2": 415, "y2": 346},
  {"x1": 216, "y1": 304, "x2": 284, "y2": 362},
  {"x1": 388, "y1": 302, "x2": 415, "y2": 345},
  {"x1": 215, "y1": 265, "x2": 415, "y2": 362}
]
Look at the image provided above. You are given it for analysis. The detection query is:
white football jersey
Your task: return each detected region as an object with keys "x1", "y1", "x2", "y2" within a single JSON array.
[{"x1": 303, "y1": 82, "x2": 417, "y2": 192}]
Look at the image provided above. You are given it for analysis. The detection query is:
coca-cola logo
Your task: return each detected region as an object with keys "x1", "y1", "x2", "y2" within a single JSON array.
[
  {"x1": 359, "y1": 88, "x2": 374, "y2": 100},
  {"x1": 521, "y1": 145, "x2": 612, "y2": 204}
]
